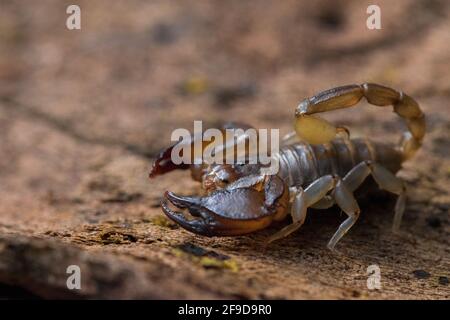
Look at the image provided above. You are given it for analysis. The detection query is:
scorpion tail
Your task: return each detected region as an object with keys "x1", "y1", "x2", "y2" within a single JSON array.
[{"x1": 294, "y1": 83, "x2": 425, "y2": 161}]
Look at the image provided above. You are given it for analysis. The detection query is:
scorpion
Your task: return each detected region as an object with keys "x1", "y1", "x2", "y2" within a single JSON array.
[{"x1": 149, "y1": 83, "x2": 425, "y2": 250}]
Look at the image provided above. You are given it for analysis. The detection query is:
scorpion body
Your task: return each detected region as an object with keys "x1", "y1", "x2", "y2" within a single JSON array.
[
  {"x1": 276, "y1": 138, "x2": 403, "y2": 190},
  {"x1": 150, "y1": 83, "x2": 425, "y2": 250}
]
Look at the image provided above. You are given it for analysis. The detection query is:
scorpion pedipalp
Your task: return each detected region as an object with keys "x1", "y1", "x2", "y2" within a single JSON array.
[
  {"x1": 149, "y1": 142, "x2": 190, "y2": 178},
  {"x1": 161, "y1": 174, "x2": 289, "y2": 236},
  {"x1": 149, "y1": 121, "x2": 256, "y2": 180}
]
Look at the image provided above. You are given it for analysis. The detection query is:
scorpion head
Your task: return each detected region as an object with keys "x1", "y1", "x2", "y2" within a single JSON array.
[{"x1": 149, "y1": 123, "x2": 289, "y2": 236}]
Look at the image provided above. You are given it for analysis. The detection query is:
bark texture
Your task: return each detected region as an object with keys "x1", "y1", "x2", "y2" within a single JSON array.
[{"x1": 0, "y1": 0, "x2": 448, "y2": 299}]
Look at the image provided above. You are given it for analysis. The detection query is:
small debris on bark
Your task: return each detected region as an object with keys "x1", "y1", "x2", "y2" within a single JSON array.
[{"x1": 413, "y1": 270, "x2": 431, "y2": 280}]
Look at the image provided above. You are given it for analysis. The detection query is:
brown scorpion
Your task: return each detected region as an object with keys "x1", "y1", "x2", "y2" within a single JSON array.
[{"x1": 149, "y1": 83, "x2": 425, "y2": 250}]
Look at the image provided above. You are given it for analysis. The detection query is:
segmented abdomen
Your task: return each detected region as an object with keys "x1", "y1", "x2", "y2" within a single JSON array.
[{"x1": 277, "y1": 138, "x2": 403, "y2": 188}]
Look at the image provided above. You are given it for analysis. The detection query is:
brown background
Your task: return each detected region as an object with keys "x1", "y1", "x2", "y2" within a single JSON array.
[{"x1": 0, "y1": 0, "x2": 448, "y2": 299}]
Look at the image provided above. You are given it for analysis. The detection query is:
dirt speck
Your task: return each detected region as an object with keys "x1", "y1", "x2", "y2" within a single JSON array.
[
  {"x1": 95, "y1": 228, "x2": 139, "y2": 245},
  {"x1": 438, "y1": 276, "x2": 449, "y2": 286},
  {"x1": 173, "y1": 242, "x2": 238, "y2": 272},
  {"x1": 413, "y1": 270, "x2": 431, "y2": 280},
  {"x1": 150, "y1": 215, "x2": 179, "y2": 229}
]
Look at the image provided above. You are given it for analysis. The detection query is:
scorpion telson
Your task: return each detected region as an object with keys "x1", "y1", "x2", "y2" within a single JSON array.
[{"x1": 150, "y1": 83, "x2": 425, "y2": 250}]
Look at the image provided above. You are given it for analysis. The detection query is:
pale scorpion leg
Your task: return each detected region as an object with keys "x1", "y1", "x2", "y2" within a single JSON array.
[
  {"x1": 266, "y1": 175, "x2": 336, "y2": 243},
  {"x1": 267, "y1": 175, "x2": 361, "y2": 250},
  {"x1": 311, "y1": 161, "x2": 406, "y2": 250},
  {"x1": 342, "y1": 160, "x2": 407, "y2": 233},
  {"x1": 311, "y1": 195, "x2": 334, "y2": 209},
  {"x1": 268, "y1": 164, "x2": 403, "y2": 249},
  {"x1": 293, "y1": 83, "x2": 423, "y2": 240},
  {"x1": 327, "y1": 178, "x2": 360, "y2": 250}
]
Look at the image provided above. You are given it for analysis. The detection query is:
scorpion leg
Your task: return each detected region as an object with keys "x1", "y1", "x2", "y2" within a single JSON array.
[
  {"x1": 266, "y1": 188, "x2": 307, "y2": 243},
  {"x1": 343, "y1": 160, "x2": 407, "y2": 232},
  {"x1": 266, "y1": 175, "x2": 336, "y2": 243},
  {"x1": 311, "y1": 195, "x2": 334, "y2": 209},
  {"x1": 327, "y1": 179, "x2": 360, "y2": 250}
]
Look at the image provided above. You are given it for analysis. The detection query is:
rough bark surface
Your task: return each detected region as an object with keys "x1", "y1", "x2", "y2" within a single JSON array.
[{"x1": 0, "y1": 0, "x2": 448, "y2": 299}]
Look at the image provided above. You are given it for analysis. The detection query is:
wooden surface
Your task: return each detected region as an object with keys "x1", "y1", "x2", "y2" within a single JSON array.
[{"x1": 0, "y1": 0, "x2": 448, "y2": 299}]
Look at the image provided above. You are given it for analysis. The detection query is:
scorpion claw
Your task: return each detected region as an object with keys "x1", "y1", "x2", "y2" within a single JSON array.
[
  {"x1": 161, "y1": 197, "x2": 212, "y2": 235},
  {"x1": 149, "y1": 122, "x2": 255, "y2": 179},
  {"x1": 162, "y1": 175, "x2": 289, "y2": 236},
  {"x1": 164, "y1": 191, "x2": 203, "y2": 217},
  {"x1": 149, "y1": 143, "x2": 190, "y2": 178},
  {"x1": 162, "y1": 190, "x2": 227, "y2": 236}
]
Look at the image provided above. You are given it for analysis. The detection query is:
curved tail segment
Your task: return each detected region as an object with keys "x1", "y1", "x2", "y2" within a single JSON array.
[{"x1": 294, "y1": 83, "x2": 425, "y2": 161}]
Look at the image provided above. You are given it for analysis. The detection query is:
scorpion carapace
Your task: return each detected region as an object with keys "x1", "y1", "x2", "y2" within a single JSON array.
[{"x1": 150, "y1": 83, "x2": 425, "y2": 250}]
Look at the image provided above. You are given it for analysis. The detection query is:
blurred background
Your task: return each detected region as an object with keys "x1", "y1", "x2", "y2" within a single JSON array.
[{"x1": 0, "y1": 0, "x2": 448, "y2": 299}]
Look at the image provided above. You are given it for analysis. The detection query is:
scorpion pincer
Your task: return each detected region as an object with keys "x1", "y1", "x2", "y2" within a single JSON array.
[{"x1": 149, "y1": 83, "x2": 425, "y2": 250}]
